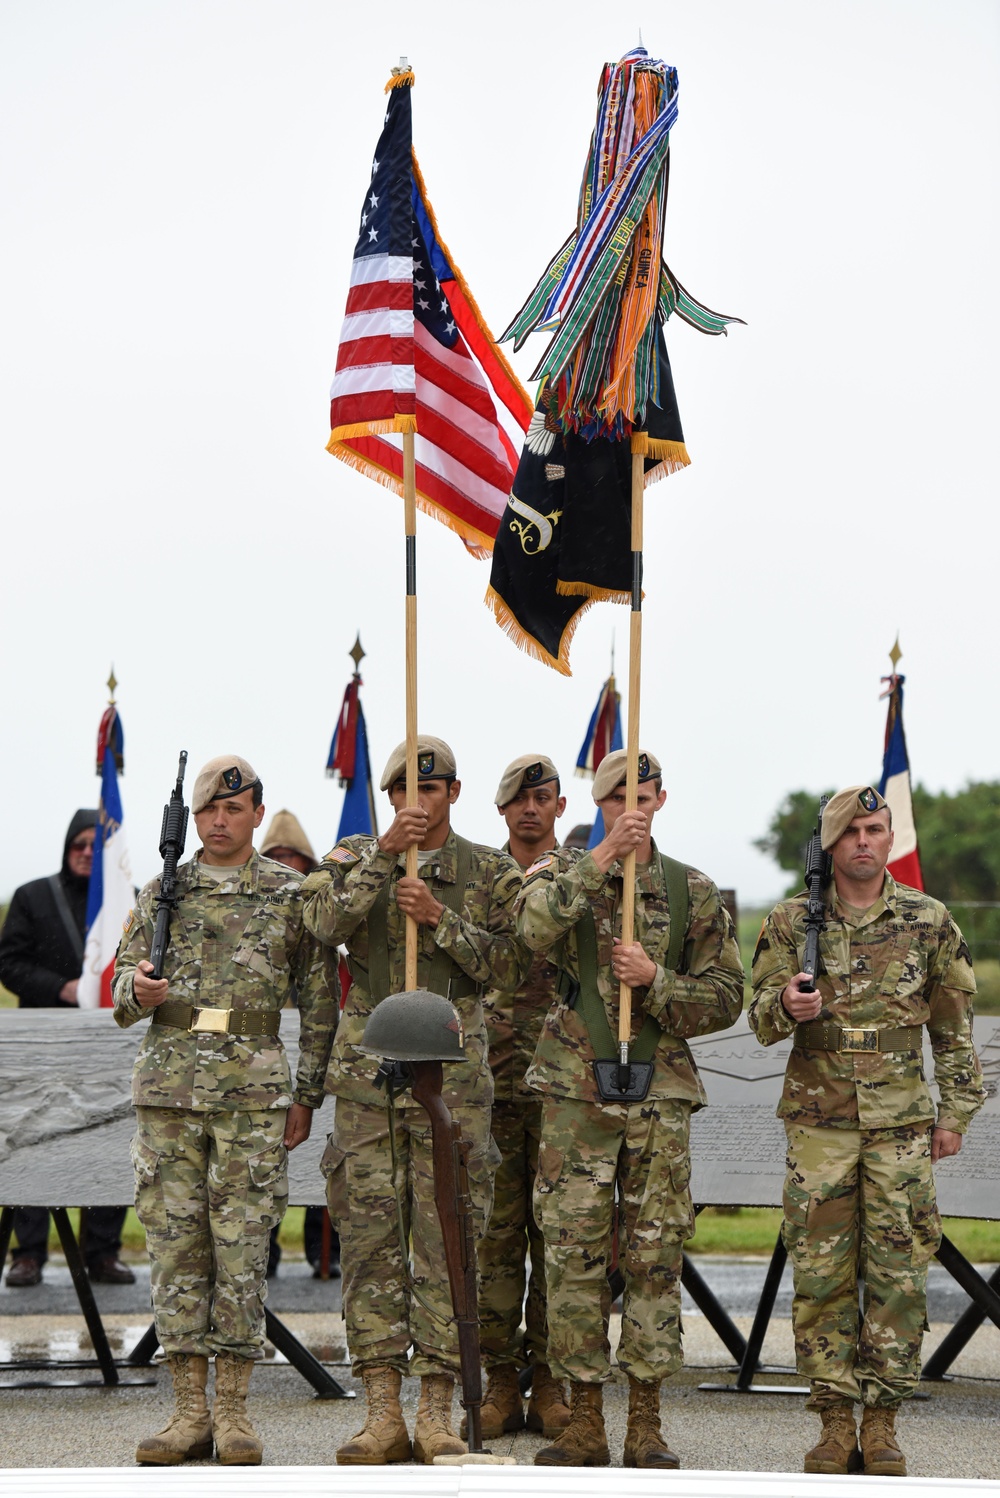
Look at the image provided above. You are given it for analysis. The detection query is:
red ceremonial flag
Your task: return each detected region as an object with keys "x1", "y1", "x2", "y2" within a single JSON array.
[{"x1": 327, "y1": 65, "x2": 532, "y2": 556}]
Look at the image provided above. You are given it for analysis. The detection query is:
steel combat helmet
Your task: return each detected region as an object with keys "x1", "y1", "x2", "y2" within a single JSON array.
[{"x1": 359, "y1": 990, "x2": 466, "y2": 1063}]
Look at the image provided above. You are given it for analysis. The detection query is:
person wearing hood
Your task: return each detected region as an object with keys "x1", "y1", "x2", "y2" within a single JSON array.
[
  {"x1": 259, "y1": 809, "x2": 340, "y2": 1282},
  {"x1": 0, "y1": 809, "x2": 135, "y2": 1287}
]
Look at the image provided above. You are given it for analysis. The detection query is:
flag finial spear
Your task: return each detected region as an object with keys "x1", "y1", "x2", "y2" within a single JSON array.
[
  {"x1": 888, "y1": 634, "x2": 902, "y2": 671},
  {"x1": 107, "y1": 665, "x2": 118, "y2": 703},
  {"x1": 349, "y1": 633, "x2": 366, "y2": 675},
  {"x1": 393, "y1": 56, "x2": 410, "y2": 73}
]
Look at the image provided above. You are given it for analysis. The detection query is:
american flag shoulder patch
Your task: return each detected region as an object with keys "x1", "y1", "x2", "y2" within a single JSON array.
[
  {"x1": 327, "y1": 846, "x2": 356, "y2": 864},
  {"x1": 525, "y1": 855, "x2": 554, "y2": 878},
  {"x1": 122, "y1": 909, "x2": 135, "y2": 935}
]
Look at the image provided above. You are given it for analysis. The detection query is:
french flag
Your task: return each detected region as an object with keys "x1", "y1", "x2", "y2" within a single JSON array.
[
  {"x1": 878, "y1": 674, "x2": 924, "y2": 891},
  {"x1": 79, "y1": 706, "x2": 134, "y2": 1008}
]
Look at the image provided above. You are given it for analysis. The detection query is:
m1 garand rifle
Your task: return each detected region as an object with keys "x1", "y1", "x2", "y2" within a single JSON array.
[
  {"x1": 409, "y1": 1059, "x2": 485, "y2": 1454},
  {"x1": 149, "y1": 751, "x2": 189, "y2": 980},
  {"x1": 800, "y1": 794, "x2": 832, "y2": 994}
]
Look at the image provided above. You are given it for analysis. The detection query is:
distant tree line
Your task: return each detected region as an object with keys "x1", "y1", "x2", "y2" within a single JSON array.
[{"x1": 755, "y1": 782, "x2": 1000, "y2": 962}]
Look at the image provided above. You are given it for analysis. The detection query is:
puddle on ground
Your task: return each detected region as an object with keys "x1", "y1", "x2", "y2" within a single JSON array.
[{"x1": 0, "y1": 1321, "x2": 348, "y2": 1367}]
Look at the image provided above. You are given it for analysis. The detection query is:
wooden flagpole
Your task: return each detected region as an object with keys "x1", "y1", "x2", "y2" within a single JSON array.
[
  {"x1": 403, "y1": 429, "x2": 419, "y2": 989},
  {"x1": 617, "y1": 438, "x2": 645, "y2": 1084}
]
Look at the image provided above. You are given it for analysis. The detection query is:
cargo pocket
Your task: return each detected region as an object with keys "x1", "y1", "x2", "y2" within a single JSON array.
[
  {"x1": 246, "y1": 1142, "x2": 288, "y2": 1233},
  {"x1": 320, "y1": 1138, "x2": 348, "y2": 1230},
  {"x1": 660, "y1": 1152, "x2": 695, "y2": 1244},
  {"x1": 532, "y1": 1141, "x2": 565, "y2": 1236},
  {"x1": 130, "y1": 1136, "x2": 163, "y2": 1227},
  {"x1": 908, "y1": 1165, "x2": 941, "y2": 1268}
]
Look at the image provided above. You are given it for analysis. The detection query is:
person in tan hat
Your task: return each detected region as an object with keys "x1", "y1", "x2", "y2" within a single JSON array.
[
  {"x1": 516, "y1": 748, "x2": 744, "y2": 1469},
  {"x1": 470, "y1": 756, "x2": 572, "y2": 1441},
  {"x1": 114, "y1": 756, "x2": 339, "y2": 1467},
  {"x1": 302, "y1": 735, "x2": 530, "y2": 1465},
  {"x1": 750, "y1": 785, "x2": 985, "y2": 1478}
]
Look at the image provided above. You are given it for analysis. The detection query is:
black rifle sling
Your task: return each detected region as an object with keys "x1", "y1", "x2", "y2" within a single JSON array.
[
  {"x1": 48, "y1": 875, "x2": 84, "y2": 964},
  {"x1": 574, "y1": 855, "x2": 690, "y2": 1064},
  {"x1": 366, "y1": 835, "x2": 474, "y2": 1002}
]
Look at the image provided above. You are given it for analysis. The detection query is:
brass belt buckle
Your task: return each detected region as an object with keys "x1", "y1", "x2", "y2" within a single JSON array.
[
  {"x1": 191, "y1": 1007, "x2": 229, "y2": 1035},
  {"x1": 841, "y1": 1027, "x2": 878, "y2": 1053}
]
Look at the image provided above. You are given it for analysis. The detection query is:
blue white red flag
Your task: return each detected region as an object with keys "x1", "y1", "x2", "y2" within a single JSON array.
[
  {"x1": 327, "y1": 675, "x2": 378, "y2": 840},
  {"x1": 877, "y1": 673, "x2": 923, "y2": 891},
  {"x1": 575, "y1": 673, "x2": 623, "y2": 848},
  {"x1": 327, "y1": 67, "x2": 532, "y2": 556},
  {"x1": 80, "y1": 706, "x2": 134, "y2": 1008}
]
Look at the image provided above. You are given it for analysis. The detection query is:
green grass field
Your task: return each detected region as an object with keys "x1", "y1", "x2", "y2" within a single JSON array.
[{"x1": 31, "y1": 1205, "x2": 1000, "y2": 1264}]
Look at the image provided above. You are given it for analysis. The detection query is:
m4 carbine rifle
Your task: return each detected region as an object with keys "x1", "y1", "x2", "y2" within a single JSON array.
[
  {"x1": 149, "y1": 751, "x2": 189, "y2": 980},
  {"x1": 800, "y1": 794, "x2": 832, "y2": 994}
]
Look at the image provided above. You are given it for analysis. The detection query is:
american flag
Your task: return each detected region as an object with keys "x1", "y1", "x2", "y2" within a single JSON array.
[{"x1": 327, "y1": 70, "x2": 531, "y2": 556}]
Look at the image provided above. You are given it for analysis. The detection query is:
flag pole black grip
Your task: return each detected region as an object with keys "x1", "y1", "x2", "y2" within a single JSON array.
[
  {"x1": 631, "y1": 551, "x2": 643, "y2": 611},
  {"x1": 405, "y1": 535, "x2": 416, "y2": 595}
]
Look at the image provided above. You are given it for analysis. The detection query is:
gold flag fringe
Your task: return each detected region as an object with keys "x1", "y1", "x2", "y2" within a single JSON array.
[
  {"x1": 329, "y1": 436, "x2": 494, "y2": 558},
  {"x1": 328, "y1": 415, "x2": 418, "y2": 445},
  {"x1": 484, "y1": 585, "x2": 594, "y2": 677},
  {"x1": 385, "y1": 69, "x2": 415, "y2": 92},
  {"x1": 555, "y1": 580, "x2": 631, "y2": 604}
]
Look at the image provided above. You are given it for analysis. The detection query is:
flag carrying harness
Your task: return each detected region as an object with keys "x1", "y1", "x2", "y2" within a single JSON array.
[{"x1": 357, "y1": 835, "x2": 477, "y2": 1002}]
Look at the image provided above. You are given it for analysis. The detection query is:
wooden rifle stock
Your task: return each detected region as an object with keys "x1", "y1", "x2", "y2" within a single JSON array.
[{"x1": 409, "y1": 1058, "x2": 484, "y2": 1453}]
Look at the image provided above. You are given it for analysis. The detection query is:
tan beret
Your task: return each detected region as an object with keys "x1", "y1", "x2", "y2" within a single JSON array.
[
  {"x1": 821, "y1": 785, "x2": 889, "y2": 850},
  {"x1": 379, "y1": 736, "x2": 457, "y2": 792},
  {"x1": 495, "y1": 753, "x2": 560, "y2": 807},
  {"x1": 260, "y1": 809, "x2": 316, "y2": 864},
  {"x1": 192, "y1": 755, "x2": 261, "y2": 814},
  {"x1": 592, "y1": 749, "x2": 662, "y2": 803}
]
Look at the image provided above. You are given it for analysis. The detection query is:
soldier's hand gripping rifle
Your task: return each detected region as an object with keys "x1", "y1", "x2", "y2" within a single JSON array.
[
  {"x1": 800, "y1": 794, "x2": 832, "y2": 994},
  {"x1": 149, "y1": 751, "x2": 190, "y2": 980}
]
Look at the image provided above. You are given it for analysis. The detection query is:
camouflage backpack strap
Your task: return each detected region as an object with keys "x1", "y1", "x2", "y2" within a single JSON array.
[
  {"x1": 574, "y1": 854, "x2": 691, "y2": 1065},
  {"x1": 367, "y1": 835, "x2": 475, "y2": 1002},
  {"x1": 425, "y1": 834, "x2": 474, "y2": 998}
]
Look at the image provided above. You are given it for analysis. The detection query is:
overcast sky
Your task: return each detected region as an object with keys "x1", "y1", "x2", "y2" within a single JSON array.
[{"x1": 2, "y1": 0, "x2": 997, "y2": 907}]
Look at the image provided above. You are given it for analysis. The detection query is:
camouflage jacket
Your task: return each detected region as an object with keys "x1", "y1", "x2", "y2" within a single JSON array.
[
  {"x1": 483, "y1": 841, "x2": 573, "y2": 1102},
  {"x1": 517, "y1": 841, "x2": 744, "y2": 1106},
  {"x1": 748, "y1": 875, "x2": 985, "y2": 1133},
  {"x1": 113, "y1": 851, "x2": 339, "y2": 1111},
  {"x1": 301, "y1": 829, "x2": 529, "y2": 1109}
]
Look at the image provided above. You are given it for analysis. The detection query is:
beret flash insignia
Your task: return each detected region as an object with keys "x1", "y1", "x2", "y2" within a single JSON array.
[
  {"x1": 418, "y1": 752, "x2": 435, "y2": 775},
  {"x1": 222, "y1": 766, "x2": 243, "y2": 790},
  {"x1": 525, "y1": 762, "x2": 543, "y2": 783},
  {"x1": 859, "y1": 787, "x2": 878, "y2": 811},
  {"x1": 637, "y1": 753, "x2": 650, "y2": 780}
]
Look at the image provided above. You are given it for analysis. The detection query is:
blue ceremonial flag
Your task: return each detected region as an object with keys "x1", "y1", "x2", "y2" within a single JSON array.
[
  {"x1": 327, "y1": 674, "x2": 378, "y2": 839},
  {"x1": 80, "y1": 703, "x2": 133, "y2": 1008}
]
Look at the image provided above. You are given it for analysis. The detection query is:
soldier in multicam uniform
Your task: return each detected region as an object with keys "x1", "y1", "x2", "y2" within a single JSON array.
[
  {"x1": 114, "y1": 756, "x2": 338, "y2": 1467},
  {"x1": 301, "y1": 735, "x2": 529, "y2": 1466},
  {"x1": 472, "y1": 754, "x2": 573, "y2": 1441},
  {"x1": 517, "y1": 749, "x2": 744, "y2": 1469},
  {"x1": 750, "y1": 784, "x2": 985, "y2": 1478}
]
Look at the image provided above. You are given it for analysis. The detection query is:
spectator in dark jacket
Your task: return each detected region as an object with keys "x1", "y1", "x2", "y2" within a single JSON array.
[{"x1": 0, "y1": 809, "x2": 135, "y2": 1286}]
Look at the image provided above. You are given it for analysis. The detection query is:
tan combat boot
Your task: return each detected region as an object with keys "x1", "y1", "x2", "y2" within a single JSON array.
[
  {"x1": 526, "y1": 1362, "x2": 571, "y2": 1438},
  {"x1": 212, "y1": 1352, "x2": 263, "y2": 1465},
  {"x1": 136, "y1": 1352, "x2": 213, "y2": 1465},
  {"x1": 461, "y1": 1361, "x2": 524, "y2": 1439},
  {"x1": 623, "y1": 1376, "x2": 680, "y2": 1468},
  {"x1": 534, "y1": 1381, "x2": 610, "y2": 1467},
  {"x1": 413, "y1": 1373, "x2": 467, "y2": 1463},
  {"x1": 860, "y1": 1405, "x2": 907, "y2": 1476},
  {"x1": 804, "y1": 1402, "x2": 862, "y2": 1474},
  {"x1": 337, "y1": 1365, "x2": 412, "y2": 1464}
]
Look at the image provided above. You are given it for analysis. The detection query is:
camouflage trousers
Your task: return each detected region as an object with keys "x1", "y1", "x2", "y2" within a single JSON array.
[
  {"x1": 534, "y1": 1094, "x2": 694, "y2": 1384},
  {"x1": 324, "y1": 1097, "x2": 498, "y2": 1378},
  {"x1": 783, "y1": 1121, "x2": 941, "y2": 1409},
  {"x1": 477, "y1": 1097, "x2": 548, "y2": 1369},
  {"x1": 132, "y1": 1105, "x2": 287, "y2": 1360}
]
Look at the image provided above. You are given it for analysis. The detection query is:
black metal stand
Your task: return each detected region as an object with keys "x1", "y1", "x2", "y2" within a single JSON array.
[
  {"x1": 0, "y1": 1205, "x2": 155, "y2": 1390},
  {"x1": 922, "y1": 1238, "x2": 1000, "y2": 1380},
  {"x1": 126, "y1": 1313, "x2": 353, "y2": 1400},
  {"x1": 699, "y1": 1232, "x2": 806, "y2": 1394},
  {"x1": 682, "y1": 1253, "x2": 748, "y2": 1365}
]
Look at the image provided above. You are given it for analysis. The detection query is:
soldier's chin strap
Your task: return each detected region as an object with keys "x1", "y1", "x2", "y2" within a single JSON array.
[{"x1": 376, "y1": 1059, "x2": 460, "y2": 1330}]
